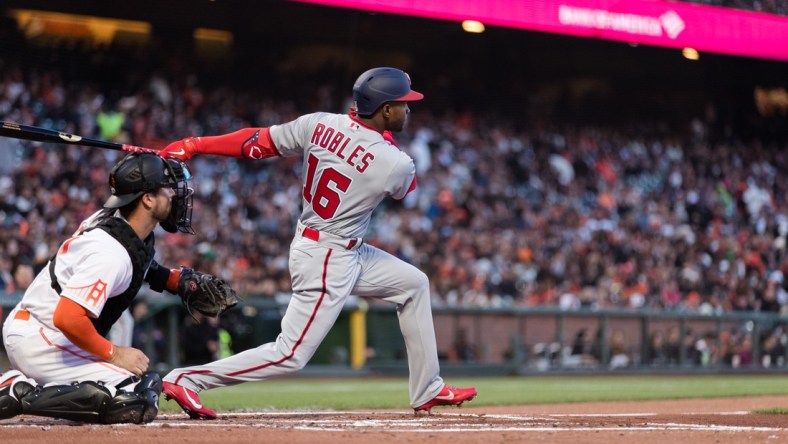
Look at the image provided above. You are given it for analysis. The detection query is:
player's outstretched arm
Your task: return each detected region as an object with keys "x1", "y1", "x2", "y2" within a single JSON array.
[{"x1": 159, "y1": 128, "x2": 279, "y2": 161}]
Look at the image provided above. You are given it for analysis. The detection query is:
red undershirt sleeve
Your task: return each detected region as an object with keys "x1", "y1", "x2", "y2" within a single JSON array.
[{"x1": 195, "y1": 127, "x2": 280, "y2": 160}]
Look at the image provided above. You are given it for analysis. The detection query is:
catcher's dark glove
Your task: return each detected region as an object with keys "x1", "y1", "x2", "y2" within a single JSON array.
[{"x1": 177, "y1": 267, "x2": 239, "y2": 318}]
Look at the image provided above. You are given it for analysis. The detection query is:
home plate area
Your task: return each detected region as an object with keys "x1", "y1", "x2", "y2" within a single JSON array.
[
  {"x1": 2, "y1": 409, "x2": 787, "y2": 433},
  {"x1": 3, "y1": 400, "x2": 788, "y2": 444},
  {"x1": 149, "y1": 410, "x2": 788, "y2": 433}
]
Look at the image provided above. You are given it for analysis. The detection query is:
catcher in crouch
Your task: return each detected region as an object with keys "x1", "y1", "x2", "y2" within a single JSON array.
[{"x1": 0, "y1": 152, "x2": 237, "y2": 424}]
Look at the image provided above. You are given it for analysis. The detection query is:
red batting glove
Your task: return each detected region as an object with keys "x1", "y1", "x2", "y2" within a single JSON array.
[{"x1": 159, "y1": 137, "x2": 199, "y2": 161}]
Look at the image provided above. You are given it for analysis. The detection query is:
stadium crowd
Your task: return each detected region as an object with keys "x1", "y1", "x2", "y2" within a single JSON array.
[{"x1": 2, "y1": 61, "x2": 787, "y2": 320}]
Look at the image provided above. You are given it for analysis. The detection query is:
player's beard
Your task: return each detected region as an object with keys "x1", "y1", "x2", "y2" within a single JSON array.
[
  {"x1": 152, "y1": 199, "x2": 172, "y2": 227},
  {"x1": 391, "y1": 114, "x2": 408, "y2": 132}
]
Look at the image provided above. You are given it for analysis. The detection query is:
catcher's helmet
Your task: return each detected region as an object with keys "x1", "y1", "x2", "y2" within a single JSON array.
[
  {"x1": 104, "y1": 152, "x2": 194, "y2": 233},
  {"x1": 352, "y1": 67, "x2": 424, "y2": 117}
]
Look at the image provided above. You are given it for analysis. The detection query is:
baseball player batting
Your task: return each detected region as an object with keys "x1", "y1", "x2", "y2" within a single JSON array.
[
  {"x1": 159, "y1": 67, "x2": 477, "y2": 418},
  {"x1": 0, "y1": 153, "x2": 237, "y2": 424}
]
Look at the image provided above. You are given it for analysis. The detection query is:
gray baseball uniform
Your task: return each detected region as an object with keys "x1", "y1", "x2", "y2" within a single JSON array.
[{"x1": 164, "y1": 112, "x2": 445, "y2": 407}]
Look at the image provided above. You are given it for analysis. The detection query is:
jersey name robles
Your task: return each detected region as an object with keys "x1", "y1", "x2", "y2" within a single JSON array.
[{"x1": 310, "y1": 122, "x2": 375, "y2": 173}]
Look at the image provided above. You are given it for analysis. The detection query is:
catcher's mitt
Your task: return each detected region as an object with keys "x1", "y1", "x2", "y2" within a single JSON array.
[{"x1": 177, "y1": 267, "x2": 239, "y2": 318}]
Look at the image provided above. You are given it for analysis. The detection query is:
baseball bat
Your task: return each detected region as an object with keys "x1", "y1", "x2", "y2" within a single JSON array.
[{"x1": 0, "y1": 120, "x2": 159, "y2": 153}]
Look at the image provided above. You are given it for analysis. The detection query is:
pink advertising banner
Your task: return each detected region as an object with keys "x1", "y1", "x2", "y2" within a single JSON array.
[{"x1": 295, "y1": 0, "x2": 788, "y2": 61}]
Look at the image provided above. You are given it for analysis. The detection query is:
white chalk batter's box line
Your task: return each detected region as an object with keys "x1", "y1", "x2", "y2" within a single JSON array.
[
  {"x1": 153, "y1": 411, "x2": 788, "y2": 432},
  {"x1": 2, "y1": 411, "x2": 786, "y2": 433}
]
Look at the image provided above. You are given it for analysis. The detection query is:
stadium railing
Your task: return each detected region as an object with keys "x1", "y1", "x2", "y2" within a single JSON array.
[{"x1": 2, "y1": 291, "x2": 785, "y2": 375}]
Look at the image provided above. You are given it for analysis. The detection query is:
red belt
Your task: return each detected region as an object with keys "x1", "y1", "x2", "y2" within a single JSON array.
[{"x1": 303, "y1": 226, "x2": 359, "y2": 250}]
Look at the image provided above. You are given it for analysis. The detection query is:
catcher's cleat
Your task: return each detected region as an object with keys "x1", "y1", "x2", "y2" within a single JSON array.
[
  {"x1": 414, "y1": 385, "x2": 477, "y2": 415},
  {"x1": 0, "y1": 370, "x2": 35, "y2": 420},
  {"x1": 162, "y1": 382, "x2": 217, "y2": 420}
]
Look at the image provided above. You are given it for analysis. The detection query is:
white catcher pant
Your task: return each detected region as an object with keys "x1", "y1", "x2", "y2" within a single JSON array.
[
  {"x1": 164, "y1": 229, "x2": 445, "y2": 407},
  {"x1": 2, "y1": 308, "x2": 136, "y2": 395}
]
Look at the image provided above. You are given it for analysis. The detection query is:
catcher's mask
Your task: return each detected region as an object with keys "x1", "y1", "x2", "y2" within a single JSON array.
[{"x1": 104, "y1": 152, "x2": 195, "y2": 234}]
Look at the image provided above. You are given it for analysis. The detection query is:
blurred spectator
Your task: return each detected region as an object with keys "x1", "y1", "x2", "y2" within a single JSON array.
[
  {"x1": 0, "y1": 257, "x2": 12, "y2": 291},
  {"x1": 665, "y1": 326, "x2": 682, "y2": 365},
  {"x1": 96, "y1": 103, "x2": 125, "y2": 141},
  {"x1": 645, "y1": 330, "x2": 668, "y2": 366},
  {"x1": 761, "y1": 332, "x2": 786, "y2": 368},
  {"x1": 180, "y1": 312, "x2": 220, "y2": 366},
  {"x1": 8, "y1": 262, "x2": 34, "y2": 293},
  {"x1": 530, "y1": 341, "x2": 561, "y2": 371},
  {"x1": 567, "y1": 327, "x2": 597, "y2": 367},
  {"x1": 130, "y1": 299, "x2": 167, "y2": 365},
  {"x1": 218, "y1": 326, "x2": 233, "y2": 359},
  {"x1": 734, "y1": 336, "x2": 754, "y2": 368},
  {"x1": 694, "y1": 331, "x2": 718, "y2": 367},
  {"x1": 719, "y1": 330, "x2": 738, "y2": 366},
  {"x1": 608, "y1": 330, "x2": 630, "y2": 369},
  {"x1": 447, "y1": 328, "x2": 477, "y2": 363},
  {"x1": 571, "y1": 328, "x2": 591, "y2": 356},
  {"x1": 684, "y1": 329, "x2": 701, "y2": 365}
]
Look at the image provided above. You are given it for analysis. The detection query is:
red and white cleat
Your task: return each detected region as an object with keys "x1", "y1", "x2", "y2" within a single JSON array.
[
  {"x1": 414, "y1": 385, "x2": 478, "y2": 414},
  {"x1": 162, "y1": 381, "x2": 217, "y2": 420}
]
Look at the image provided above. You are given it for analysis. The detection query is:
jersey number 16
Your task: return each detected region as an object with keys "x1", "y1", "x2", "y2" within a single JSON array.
[{"x1": 303, "y1": 153, "x2": 352, "y2": 219}]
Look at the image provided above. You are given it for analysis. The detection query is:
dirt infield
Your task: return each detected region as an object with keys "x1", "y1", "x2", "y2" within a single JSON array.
[{"x1": 2, "y1": 396, "x2": 787, "y2": 443}]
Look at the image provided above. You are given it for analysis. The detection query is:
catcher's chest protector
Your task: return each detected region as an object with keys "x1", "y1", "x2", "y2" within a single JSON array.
[{"x1": 49, "y1": 212, "x2": 155, "y2": 335}]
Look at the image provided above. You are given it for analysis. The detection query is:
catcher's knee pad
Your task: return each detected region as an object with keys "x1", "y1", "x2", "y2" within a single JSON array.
[
  {"x1": 20, "y1": 381, "x2": 112, "y2": 422},
  {"x1": 100, "y1": 371, "x2": 162, "y2": 424},
  {"x1": 0, "y1": 371, "x2": 36, "y2": 420}
]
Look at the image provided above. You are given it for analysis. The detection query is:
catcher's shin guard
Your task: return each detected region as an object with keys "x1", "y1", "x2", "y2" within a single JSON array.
[
  {"x1": 0, "y1": 371, "x2": 35, "y2": 419},
  {"x1": 11, "y1": 371, "x2": 162, "y2": 424},
  {"x1": 20, "y1": 381, "x2": 112, "y2": 422},
  {"x1": 101, "y1": 393, "x2": 151, "y2": 424},
  {"x1": 100, "y1": 371, "x2": 162, "y2": 424}
]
